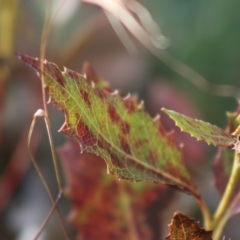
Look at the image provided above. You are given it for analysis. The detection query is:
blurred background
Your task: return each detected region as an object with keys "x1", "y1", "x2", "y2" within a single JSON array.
[{"x1": 0, "y1": 0, "x2": 240, "y2": 239}]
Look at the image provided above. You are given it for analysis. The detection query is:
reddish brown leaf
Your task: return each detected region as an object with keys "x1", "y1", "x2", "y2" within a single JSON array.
[
  {"x1": 213, "y1": 103, "x2": 240, "y2": 219},
  {"x1": 59, "y1": 139, "x2": 175, "y2": 240},
  {"x1": 165, "y1": 212, "x2": 212, "y2": 240},
  {"x1": 213, "y1": 104, "x2": 240, "y2": 197}
]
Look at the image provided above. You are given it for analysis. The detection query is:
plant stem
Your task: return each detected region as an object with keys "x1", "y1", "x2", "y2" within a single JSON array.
[
  {"x1": 196, "y1": 197, "x2": 212, "y2": 230},
  {"x1": 213, "y1": 151, "x2": 240, "y2": 230},
  {"x1": 212, "y1": 215, "x2": 227, "y2": 240}
]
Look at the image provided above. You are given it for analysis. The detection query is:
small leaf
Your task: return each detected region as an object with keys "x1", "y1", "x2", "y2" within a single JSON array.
[
  {"x1": 162, "y1": 108, "x2": 235, "y2": 147},
  {"x1": 147, "y1": 81, "x2": 207, "y2": 167},
  {"x1": 165, "y1": 212, "x2": 212, "y2": 240},
  {"x1": 18, "y1": 54, "x2": 200, "y2": 198}
]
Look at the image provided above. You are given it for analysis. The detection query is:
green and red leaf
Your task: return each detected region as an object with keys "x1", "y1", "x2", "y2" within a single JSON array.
[
  {"x1": 162, "y1": 108, "x2": 235, "y2": 147},
  {"x1": 18, "y1": 54, "x2": 200, "y2": 197},
  {"x1": 165, "y1": 212, "x2": 212, "y2": 240}
]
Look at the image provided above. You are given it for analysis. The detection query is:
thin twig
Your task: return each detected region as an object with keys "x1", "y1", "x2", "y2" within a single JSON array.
[
  {"x1": 33, "y1": 192, "x2": 63, "y2": 240},
  {"x1": 28, "y1": 111, "x2": 70, "y2": 240}
]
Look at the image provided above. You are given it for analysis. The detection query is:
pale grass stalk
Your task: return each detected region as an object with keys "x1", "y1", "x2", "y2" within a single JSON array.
[
  {"x1": 82, "y1": 0, "x2": 240, "y2": 98},
  {"x1": 28, "y1": 111, "x2": 70, "y2": 240}
]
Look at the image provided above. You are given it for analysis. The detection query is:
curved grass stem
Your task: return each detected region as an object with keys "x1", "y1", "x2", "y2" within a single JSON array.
[
  {"x1": 33, "y1": 192, "x2": 63, "y2": 240},
  {"x1": 196, "y1": 197, "x2": 212, "y2": 231},
  {"x1": 29, "y1": 112, "x2": 70, "y2": 240}
]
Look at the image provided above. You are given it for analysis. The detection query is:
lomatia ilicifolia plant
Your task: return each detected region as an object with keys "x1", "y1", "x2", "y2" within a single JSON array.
[
  {"x1": 19, "y1": 52, "x2": 240, "y2": 240},
  {"x1": 13, "y1": 1, "x2": 240, "y2": 240}
]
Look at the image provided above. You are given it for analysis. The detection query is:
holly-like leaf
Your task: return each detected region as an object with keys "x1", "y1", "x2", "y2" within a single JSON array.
[
  {"x1": 59, "y1": 139, "x2": 175, "y2": 240},
  {"x1": 165, "y1": 212, "x2": 212, "y2": 240},
  {"x1": 162, "y1": 108, "x2": 235, "y2": 147},
  {"x1": 18, "y1": 54, "x2": 200, "y2": 197}
]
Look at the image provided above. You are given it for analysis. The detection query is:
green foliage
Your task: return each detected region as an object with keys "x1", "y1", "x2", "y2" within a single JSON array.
[
  {"x1": 18, "y1": 53, "x2": 240, "y2": 240},
  {"x1": 18, "y1": 54, "x2": 199, "y2": 198},
  {"x1": 162, "y1": 108, "x2": 235, "y2": 147}
]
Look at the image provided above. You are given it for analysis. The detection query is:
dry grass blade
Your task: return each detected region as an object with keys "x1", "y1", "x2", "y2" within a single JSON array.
[
  {"x1": 82, "y1": 0, "x2": 240, "y2": 98},
  {"x1": 28, "y1": 110, "x2": 70, "y2": 240}
]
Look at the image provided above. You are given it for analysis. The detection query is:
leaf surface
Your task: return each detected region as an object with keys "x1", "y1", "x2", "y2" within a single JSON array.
[
  {"x1": 18, "y1": 54, "x2": 199, "y2": 197},
  {"x1": 162, "y1": 108, "x2": 234, "y2": 147},
  {"x1": 165, "y1": 212, "x2": 212, "y2": 240},
  {"x1": 59, "y1": 139, "x2": 175, "y2": 240}
]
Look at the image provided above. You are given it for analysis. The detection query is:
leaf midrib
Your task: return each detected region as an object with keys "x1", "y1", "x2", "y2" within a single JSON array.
[{"x1": 47, "y1": 71, "x2": 196, "y2": 193}]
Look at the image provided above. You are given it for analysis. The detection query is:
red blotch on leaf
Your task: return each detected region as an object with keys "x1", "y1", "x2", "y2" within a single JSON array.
[
  {"x1": 149, "y1": 150, "x2": 158, "y2": 167},
  {"x1": 123, "y1": 98, "x2": 136, "y2": 114},
  {"x1": 44, "y1": 62, "x2": 65, "y2": 87},
  {"x1": 166, "y1": 164, "x2": 179, "y2": 178},
  {"x1": 134, "y1": 139, "x2": 149, "y2": 148},
  {"x1": 82, "y1": 130, "x2": 97, "y2": 148},
  {"x1": 65, "y1": 68, "x2": 79, "y2": 81},
  {"x1": 119, "y1": 136, "x2": 131, "y2": 155},
  {"x1": 109, "y1": 152, "x2": 125, "y2": 169},
  {"x1": 76, "y1": 117, "x2": 89, "y2": 137},
  {"x1": 157, "y1": 120, "x2": 167, "y2": 137},
  {"x1": 75, "y1": 115, "x2": 97, "y2": 148},
  {"x1": 121, "y1": 121, "x2": 130, "y2": 135},
  {"x1": 80, "y1": 89, "x2": 91, "y2": 107},
  {"x1": 95, "y1": 87, "x2": 108, "y2": 99},
  {"x1": 108, "y1": 104, "x2": 121, "y2": 123}
]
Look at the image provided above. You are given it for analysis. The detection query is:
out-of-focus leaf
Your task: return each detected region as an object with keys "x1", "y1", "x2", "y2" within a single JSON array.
[
  {"x1": 162, "y1": 108, "x2": 235, "y2": 147},
  {"x1": 165, "y1": 212, "x2": 212, "y2": 240},
  {"x1": 212, "y1": 106, "x2": 238, "y2": 196},
  {"x1": 213, "y1": 147, "x2": 234, "y2": 197},
  {"x1": 58, "y1": 139, "x2": 175, "y2": 240},
  {"x1": 18, "y1": 54, "x2": 200, "y2": 198},
  {"x1": 213, "y1": 104, "x2": 240, "y2": 219},
  {"x1": 147, "y1": 81, "x2": 207, "y2": 167}
]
